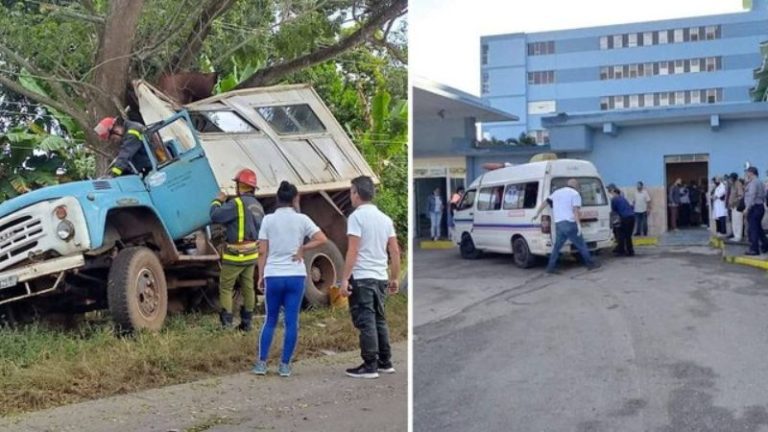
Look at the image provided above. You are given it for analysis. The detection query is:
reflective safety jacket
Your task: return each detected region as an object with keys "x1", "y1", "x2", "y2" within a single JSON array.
[
  {"x1": 111, "y1": 120, "x2": 152, "y2": 176},
  {"x1": 210, "y1": 193, "x2": 264, "y2": 265}
]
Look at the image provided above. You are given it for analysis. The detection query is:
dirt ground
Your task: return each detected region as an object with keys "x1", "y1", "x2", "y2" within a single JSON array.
[{"x1": 0, "y1": 342, "x2": 407, "y2": 432}]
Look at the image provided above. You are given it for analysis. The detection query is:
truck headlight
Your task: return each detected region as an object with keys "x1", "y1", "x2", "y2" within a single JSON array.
[{"x1": 57, "y1": 220, "x2": 75, "y2": 241}]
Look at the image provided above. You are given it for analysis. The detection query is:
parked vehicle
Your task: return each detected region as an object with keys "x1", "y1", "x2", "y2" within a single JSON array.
[
  {"x1": 0, "y1": 81, "x2": 377, "y2": 330},
  {"x1": 452, "y1": 157, "x2": 612, "y2": 268}
]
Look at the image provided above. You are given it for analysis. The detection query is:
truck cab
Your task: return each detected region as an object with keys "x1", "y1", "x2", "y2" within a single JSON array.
[{"x1": 0, "y1": 110, "x2": 220, "y2": 330}]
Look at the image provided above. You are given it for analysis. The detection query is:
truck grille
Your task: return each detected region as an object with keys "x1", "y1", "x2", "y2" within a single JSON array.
[{"x1": 0, "y1": 215, "x2": 45, "y2": 269}]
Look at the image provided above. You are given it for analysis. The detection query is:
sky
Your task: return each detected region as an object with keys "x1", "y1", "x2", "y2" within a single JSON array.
[{"x1": 410, "y1": 0, "x2": 746, "y2": 95}]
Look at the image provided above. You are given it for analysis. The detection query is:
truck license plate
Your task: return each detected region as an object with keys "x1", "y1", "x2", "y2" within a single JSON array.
[{"x1": 0, "y1": 275, "x2": 18, "y2": 289}]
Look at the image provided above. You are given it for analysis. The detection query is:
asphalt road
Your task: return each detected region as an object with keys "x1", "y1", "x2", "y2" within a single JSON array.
[
  {"x1": 414, "y1": 246, "x2": 768, "y2": 432},
  {"x1": 0, "y1": 343, "x2": 407, "y2": 432}
]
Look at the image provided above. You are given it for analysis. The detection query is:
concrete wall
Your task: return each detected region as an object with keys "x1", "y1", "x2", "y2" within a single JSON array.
[{"x1": 413, "y1": 117, "x2": 476, "y2": 157}]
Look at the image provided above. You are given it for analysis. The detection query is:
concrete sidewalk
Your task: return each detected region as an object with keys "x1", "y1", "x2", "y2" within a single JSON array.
[{"x1": 0, "y1": 343, "x2": 407, "y2": 432}]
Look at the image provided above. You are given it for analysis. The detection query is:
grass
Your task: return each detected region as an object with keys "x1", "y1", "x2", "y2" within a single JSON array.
[{"x1": 0, "y1": 294, "x2": 407, "y2": 416}]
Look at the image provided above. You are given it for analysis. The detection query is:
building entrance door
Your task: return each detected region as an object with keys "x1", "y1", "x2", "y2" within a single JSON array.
[{"x1": 665, "y1": 154, "x2": 709, "y2": 230}]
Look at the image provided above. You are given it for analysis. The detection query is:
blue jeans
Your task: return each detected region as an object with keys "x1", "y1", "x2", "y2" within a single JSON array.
[
  {"x1": 429, "y1": 212, "x2": 442, "y2": 239},
  {"x1": 546, "y1": 221, "x2": 594, "y2": 271},
  {"x1": 634, "y1": 212, "x2": 648, "y2": 236},
  {"x1": 259, "y1": 276, "x2": 305, "y2": 364}
]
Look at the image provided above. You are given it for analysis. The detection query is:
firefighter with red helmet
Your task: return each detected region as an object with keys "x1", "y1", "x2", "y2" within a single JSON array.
[
  {"x1": 94, "y1": 116, "x2": 150, "y2": 177},
  {"x1": 210, "y1": 168, "x2": 265, "y2": 330}
]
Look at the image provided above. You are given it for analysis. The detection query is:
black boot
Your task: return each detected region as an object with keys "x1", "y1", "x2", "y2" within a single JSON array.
[
  {"x1": 219, "y1": 309, "x2": 234, "y2": 329},
  {"x1": 238, "y1": 307, "x2": 253, "y2": 332}
]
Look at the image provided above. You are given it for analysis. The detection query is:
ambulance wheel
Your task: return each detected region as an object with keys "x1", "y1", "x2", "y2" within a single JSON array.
[
  {"x1": 108, "y1": 247, "x2": 168, "y2": 332},
  {"x1": 460, "y1": 233, "x2": 481, "y2": 260},
  {"x1": 303, "y1": 242, "x2": 344, "y2": 307},
  {"x1": 512, "y1": 237, "x2": 536, "y2": 269}
]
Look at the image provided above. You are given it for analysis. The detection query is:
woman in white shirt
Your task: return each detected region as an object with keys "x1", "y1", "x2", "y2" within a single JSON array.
[{"x1": 252, "y1": 181, "x2": 327, "y2": 377}]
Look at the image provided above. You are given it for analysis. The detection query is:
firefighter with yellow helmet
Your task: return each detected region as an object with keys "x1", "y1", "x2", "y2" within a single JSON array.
[{"x1": 210, "y1": 168, "x2": 264, "y2": 330}]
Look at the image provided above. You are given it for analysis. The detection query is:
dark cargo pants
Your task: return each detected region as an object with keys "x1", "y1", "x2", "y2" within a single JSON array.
[{"x1": 349, "y1": 278, "x2": 391, "y2": 365}]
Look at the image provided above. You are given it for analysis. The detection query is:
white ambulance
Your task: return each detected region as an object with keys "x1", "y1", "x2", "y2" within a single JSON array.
[{"x1": 452, "y1": 157, "x2": 613, "y2": 268}]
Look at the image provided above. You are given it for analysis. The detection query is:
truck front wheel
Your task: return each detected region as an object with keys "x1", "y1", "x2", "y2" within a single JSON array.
[
  {"x1": 108, "y1": 247, "x2": 168, "y2": 332},
  {"x1": 303, "y1": 242, "x2": 344, "y2": 307}
]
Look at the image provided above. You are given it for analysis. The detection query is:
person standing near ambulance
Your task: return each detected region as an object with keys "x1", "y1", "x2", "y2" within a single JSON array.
[
  {"x1": 532, "y1": 178, "x2": 601, "y2": 274},
  {"x1": 210, "y1": 168, "x2": 264, "y2": 330}
]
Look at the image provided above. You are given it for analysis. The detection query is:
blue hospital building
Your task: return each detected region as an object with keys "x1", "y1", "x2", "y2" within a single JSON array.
[{"x1": 414, "y1": 0, "x2": 768, "y2": 238}]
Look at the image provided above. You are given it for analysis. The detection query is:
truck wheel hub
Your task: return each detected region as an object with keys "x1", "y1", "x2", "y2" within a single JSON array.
[{"x1": 136, "y1": 268, "x2": 159, "y2": 318}]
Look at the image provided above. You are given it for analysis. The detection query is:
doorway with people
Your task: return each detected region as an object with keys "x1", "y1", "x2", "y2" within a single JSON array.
[{"x1": 664, "y1": 154, "x2": 709, "y2": 231}]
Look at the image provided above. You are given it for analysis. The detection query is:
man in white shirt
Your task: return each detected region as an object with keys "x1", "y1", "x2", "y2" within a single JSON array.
[
  {"x1": 533, "y1": 178, "x2": 600, "y2": 274},
  {"x1": 632, "y1": 181, "x2": 652, "y2": 236},
  {"x1": 340, "y1": 176, "x2": 401, "y2": 379}
]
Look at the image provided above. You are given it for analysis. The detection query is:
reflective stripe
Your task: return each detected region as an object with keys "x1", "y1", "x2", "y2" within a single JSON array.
[
  {"x1": 235, "y1": 197, "x2": 245, "y2": 242},
  {"x1": 222, "y1": 252, "x2": 259, "y2": 262},
  {"x1": 127, "y1": 129, "x2": 143, "y2": 139},
  {"x1": 211, "y1": 200, "x2": 222, "y2": 206},
  {"x1": 111, "y1": 167, "x2": 123, "y2": 175}
]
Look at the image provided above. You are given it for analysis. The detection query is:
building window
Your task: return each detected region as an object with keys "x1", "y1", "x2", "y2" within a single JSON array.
[
  {"x1": 613, "y1": 34, "x2": 623, "y2": 49},
  {"x1": 481, "y1": 72, "x2": 489, "y2": 94},
  {"x1": 600, "y1": 97, "x2": 609, "y2": 110},
  {"x1": 691, "y1": 90, "x2": 701, "y2": 104},
  {"x1": 659, "y1": 92, "x2": 670, "y2": 106},
  {"x1": 690, "y1": 58, "x2": 701, "y2": 73},
  {"x1": 528, "y1": 70, "x2": 555, "y2": 85},
  {"x1": 659, "y1": 61, "x2": 669, "y2": 75},
  {"x1": 528, "y1": 41, "x2": 555, "y2": 56},
  {"x1": 706, "y1": 89, "x2": 718, "y2": 103},
  {"x1": 528, "y1": 100, "x2": 557, "y2": 114},
  {"x1": 644, "y1": 93, "x2": 654, "y2": 107},
  {"x1": 642, "y1": 32, "x2": 653, "y2": 46},
  {"x1": 600, "y1": 36, "x2": 608, "y2": 50},
  {"x1": 628, "y1": 33, "x2": 638, "y2": 48},
  {"x1": 658, "y1": 30, "x2": 668, "y2": 44},
  {"x1": 481, "y1": 44, "x2": 488, "y2": 65},
  {"x1": 674, "y1": 91, "x2": 686, "y2": 105},
  {"x1": 690, "y1": 27, "x2": 700, "y2": 41},
  {"x1": 531, "y1": 130, "x2": 550, "y2": 145},
  {"x1": 613, "y1": 65, "x2": 623, "y2": 79},
  {"x1": 629, "y1": 64, "x2": 638, "y2": 78},
  {"x1": 705, "y1": 57, "x2": 717, "y2": 72},
  {"x1": 674, "y1": 29, "x2": 684, "y2": 43},
  {"x1": 675, "y1": 59, "x2": 684, "y2": 74},
  {"x1": 643, "y1": 63, "x2": 654, "y2": 76},
  {"x1": 600, "y1": 66, "x2": 609, "y2": 80},
  {"x1": 629, "y1": 94, "x2": 640, "y2": 108},
  {"x1": 705, "y1": 25, "x2": 719, "y2": 40}
]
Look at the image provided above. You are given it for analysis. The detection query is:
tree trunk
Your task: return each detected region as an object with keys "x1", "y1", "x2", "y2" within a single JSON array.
[{"x1": 88, "y1": 0, "x2": 146, "y2": 168}]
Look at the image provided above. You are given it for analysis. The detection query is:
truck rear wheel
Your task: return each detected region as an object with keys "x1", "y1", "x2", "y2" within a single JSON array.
[
  {"x1": 303, "y1": 242, "x2": 344, "y2": 307},
  {"x1": 108, "y1": 247, "x2": 168, "y2": 332}
]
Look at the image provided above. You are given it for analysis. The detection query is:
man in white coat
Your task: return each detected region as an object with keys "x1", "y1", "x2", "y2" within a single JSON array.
[{"x1": 712, "y1": 177, "x2": 728, "y2": 235}]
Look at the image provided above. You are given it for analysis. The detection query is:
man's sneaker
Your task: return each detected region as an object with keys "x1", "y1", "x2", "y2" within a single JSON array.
[
  {"x1": 345, "y1": 363, "x2": 379, "y2": 379},
  {"x1": 378, "y1": 360, "x2": 396, "y2": 374},
  {"x1": 278, "y1": 362, "x2": 291, "y2": 377},
  {"x1": 251, "y1": 361, "x2": 267, "y2": 376}
]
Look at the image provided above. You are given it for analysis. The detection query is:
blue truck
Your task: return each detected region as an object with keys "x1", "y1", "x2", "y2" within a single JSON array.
[{"x1": 0, "y1": 81, "x2": 379, "y2": 330}]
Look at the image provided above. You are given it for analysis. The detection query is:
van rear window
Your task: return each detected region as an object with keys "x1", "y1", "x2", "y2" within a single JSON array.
[
  {"x1": 550, "y1": 177, "x2": 607, "y2": 207},
  {"x1": 503, "y1": 182, "x2": 539, "y2": 210}
]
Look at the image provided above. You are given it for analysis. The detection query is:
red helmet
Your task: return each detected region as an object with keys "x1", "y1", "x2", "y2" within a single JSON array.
[
  {"x1": 94, "y1": 117, "x2": 117, "y2": 140},
  {"x1": 233, "y1": 168, "x2": 258, "y2": 188}
]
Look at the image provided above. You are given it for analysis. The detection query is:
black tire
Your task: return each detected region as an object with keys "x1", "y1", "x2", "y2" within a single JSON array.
[
  {"x1": 512, "y1": 237, "x2": 537, "y2": 269},
  {"x1": 107, "y1": 247, "x2": 168, "y2": 332},
  {"x1": 460, "y1": 233, "x2": 482, "y2": 260},
  {"x1": 304, "y1": 241, "x2": 344, "y2": 307}
]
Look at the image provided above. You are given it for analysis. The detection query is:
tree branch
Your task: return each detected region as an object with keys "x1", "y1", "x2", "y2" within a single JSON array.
[
  {"x1": 236, "y1": 0, "x2": 407, "y2": 89},
  {"x1": 0, "y1": 45, "x2": 71, "y2": 108},
  {"x1": 165, "y1": 0, "x2": 236, "y2": 73},
  {"x1": 0, "y1": 74, "x2": 110, "y2": 158}
]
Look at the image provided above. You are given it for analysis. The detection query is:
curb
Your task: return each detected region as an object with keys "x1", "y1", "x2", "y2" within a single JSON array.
[
  {"x1": 420, "y1": 240, "x2": 455, "y2": 250},
  {"x1": 711, "y1": 236, "x2": 768, "y2": 272},
  {"x1": 612, "y1": 237, "x2": 658, "y2": 247}
]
